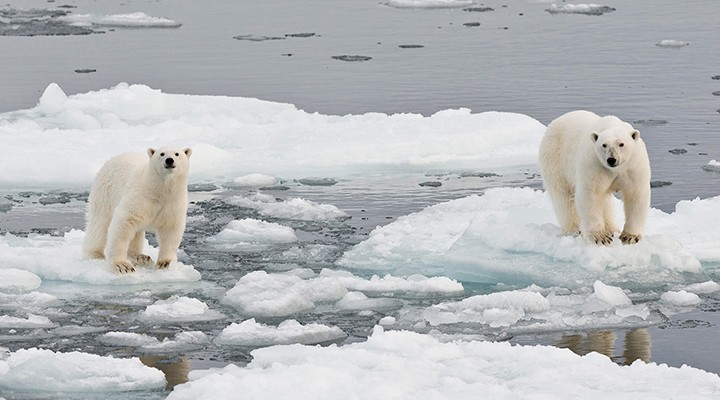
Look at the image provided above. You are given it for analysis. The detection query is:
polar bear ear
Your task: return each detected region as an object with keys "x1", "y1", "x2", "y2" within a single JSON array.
[
  {"x1": 631, "y1": 130, "x2": 640, "y2": 140},
  {"x1": 147, "y1": 148, "x2": 156, "y2": 158},
  {"x1": 591, "y1": 132, "x2": 599, "y2": 142},
  {"x1": 183, "y1": 148, "x2": 192, "y2": 158}
]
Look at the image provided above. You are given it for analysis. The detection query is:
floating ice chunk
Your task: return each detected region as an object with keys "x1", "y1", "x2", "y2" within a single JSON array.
[
  {"x1": 232, "y1": 173, "x2": 278, "y2": 187},
  {"x1": 37, "y1": 83, "x2": 67, "y2": 115},
  {"x1": 384, "y1": 0, "x2": 474, "y2": 8},
  {"x1": 421, "y1": 290, "x2": 550, "y2": 327},
  {"x1": 0, "y1": 230, "x2": 201, "y2": 285},
  {"x1": 318, "y1": 269, "x2": 464, "y2": 295},
  {"x1": 0, "y1": 269, "x2": 41, "y2": 293},
  {"x1": 682, "y1": 281, "x2": 720, "y2": 294},
  {"x1": 228, "y1": 194, "x2": 348, "y2": 221},
  {"x1": 0, "y1": 292, "x2": 58, "y2": 310},
  {"x1": 222, "y1": 271, "x2": 348, "y2": 318},
  {"x1": 215, "y1": 319, "x2": 346, "y2": 347},
  {"x1": 702, "y1": 160, "x2": 720, "y2": 173},
  {"x1": 340, "y1": 187, "x2": 707, "y2": 288},
  {"x1": 660, "y1": 290, "x2": 702, "y2": 306},
  {"x1": 60, "y1": 12, "x2": 182, "y2": 28},
  {"x1": 100, "y1": 331, "x2": 209, "y2": 352},
  {"x1": 379, "y1": 316, "x2": 396, "y2": 325},
  {"x1": 336, "y1": 292, "x2": 403, "y2": 311},
  {"x1": 546, "y1": 3, "x2": 616, "y2": 15},
  {"x1": 168, "y1": 326, "x2": 720, "y2": 400},
  {"x1": 138, "y1": 296, "x2": 224, "y2": 323},
  {"x1": 0, "y1": 314, "x2": 56, "y2": 329},
  {"x1": 0, "y1": 348, "x2": 165, "y2": 392},
  {"x1": 656, "y1": 40, "x2": 690, "y2": 48},
  {"x1": 207, "y1": 219, "x2": 298, "y2": 246},
  {"x1": 590, "y1": 280, "x2": 631, "y2": 307}
]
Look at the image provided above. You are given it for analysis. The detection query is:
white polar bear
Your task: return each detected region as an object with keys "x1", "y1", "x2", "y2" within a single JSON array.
[
  {"x1": 538, "y1": 110, "x2": 651, "y2": 245},
  {"x1": 83, "y1": 147, "x2": 192, "y2": 273}
]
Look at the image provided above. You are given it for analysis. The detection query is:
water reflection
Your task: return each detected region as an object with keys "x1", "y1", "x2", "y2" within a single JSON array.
[
  {"x1": 556, "y1": 329, "x2": 651, "y2": 366},
  {"x1": 140, "y1": 355, "x2": 190, "y2": 390}
]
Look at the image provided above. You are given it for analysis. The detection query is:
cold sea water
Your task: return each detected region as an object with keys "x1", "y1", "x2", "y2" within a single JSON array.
[{"x1": 1, "y1": 0, "x2": 720, "y2": 397}]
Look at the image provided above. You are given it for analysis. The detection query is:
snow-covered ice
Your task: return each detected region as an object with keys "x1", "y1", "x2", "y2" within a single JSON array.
[
  {"x1": 660, "y1": 291, "x2": 702, "y2": 307},
  {"x1": 0, "y1": 348, "x2": 166, "y2": 392},
  {"x1": 100, "y1": 331, "x2": 209, "y2": 353},
  {"x1": 232, "y1": 173, "x2": 278, "y2": 187},
  {"x1": 207, "y1": 218, "x2": 298, "y2": 248},
  {"x1": 59, "y1": 12, "x2": 182, "y2": 28},
  {"x1": 0, "y1": 230, "x2": 201, "y2": 285},
  {"x1": 227, "y1": 193, "x2": 348, "y2": 221},
  {"x1": 138, "y1": 296, "x2": 225, "y2": 323},
  {"x1": 168, "y1": 326, "x2": 720, "y2": 400},
  {"x1": 384, "y1": 0, "x2": 475, "y2": 9},
  {"x1": 656, "y1": 40, "x2": 690, "y2": 48},
  {"x1": 0, "y1": 269, "x2": 41, "y2": 293},
  {"x1": 339, "y1": 187, "x2": 711, "y2": 288},
  {"x1": 0, "y1": 83, "x2": 543, "y2": 188},
  {"x1": 545, "y1": 3, "x2": 616, "y2": 15},
  {"x1": 215, "y1": 319, "x2": 346, "y2": 347}
]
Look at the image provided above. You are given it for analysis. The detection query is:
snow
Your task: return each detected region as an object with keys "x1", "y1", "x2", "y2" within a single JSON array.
[
  {"x1": 0, "y1": 348, "x2": 166, "y2": 392},
  {"x1": 207, "y1": 218, "x2": 298, "y2": 248},
  {"x1": 0, "y1": 269, "x2": 41, "y2": 293},
  {"x1": 100, "y1": 331, "x2": 209, "y2": 353},
  {"x1": 0, "y1": 230, "x2": 201, "y2": 285},
  {"x1": 215, "y1": 319, "x2": 346, "y2": 347},
  {"x1": 222, "y1": 269, "x2": 461, "y2": 318},
  {"x1": 384, "y1": 0, "x2": 475, "y2": 9},
  {"x1": 339, "y1": 187, "x2": 710, "y2": 288},
  {"x1": 59, "y1": 12, "x2": 182, "y2": 28},
  {"x1": 660, "y1": 291, "x2": 702, "y2": 306},
  {"x1": 0, "y1": 83, "x2": 543, "y2": 188},
  {"x1": 168, "y1": 326, "x2": 720, "y2": 400},
  {"x1": 656, "y1": 40, "x2": 690, "y2": 48},
  {"x1": 227, "y1": 193, "x2": 348, "y2": 221},
  {"x1": 138, "y1": 295, "x2": 225, "y2": 323}
]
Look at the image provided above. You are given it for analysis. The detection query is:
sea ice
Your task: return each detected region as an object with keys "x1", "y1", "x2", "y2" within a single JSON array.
[
  {"x1": 339, "y1": 187, "x2": 711, "y2": 288},
  {"x1": 0, "y1": 314, "x2": 56, "y2": 329},
  {"x1": 0, "y1": 348, "x2": 166, "y2": 392},
  {"x1": 384, "y1": 0, "x2": 475, "y2": 8},
  {"x1": 0, "y1": 230, "x2": 201, "y2": 285},
  {"x1": 59, "y1": 12, "x2": 182, "y2": 28},
  {"x1": 232, "y1": 173, "x2": 278, "y2": 187},
  {"x1": 227, "y1": 193, "x2": 348, "y2": 221},
  {"x1": 0, "y1": 83, "x2": 544, "y2": 187},
  {"x1": 660, "y1": 291, "x2": 702, "y2": 306},
  {"x1": 214, "y1": 319, "x2": 346, "y2": 347},
  {"x1": 545, "y1": 3, "x2": 616, "y2": 15},
  {"x1": 0, "y1": 269, "x2": 41, "y2": 293},
  {"x1": 138, "y1": 295, "x2": 225, "y2": 323},
  {"x1": 168, "y1": 326, "x2": 720, "y2": 400},
  {"x1": 100, "y1": 331, "x2": 209, "y2": 353},
  {"x1": 207, "y1": 218, "x2": 298, "y2": 248},
  {"x1": 656, "y1": 40, "x2": 690, "y2": 48}
]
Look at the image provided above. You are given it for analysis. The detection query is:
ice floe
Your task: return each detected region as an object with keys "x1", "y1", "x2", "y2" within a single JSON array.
[
  {"x1": 207, "y1": 218, "x2": 298, "y2": 249},
  {"x1": 215, "y1": 319, "x2": 346, "y2": 347},
  {"x1": 384, "y1": 0, "x2": 475, "y2": 8},
  {"x1": 168, "y1": 326, "x2": 720, "y2": 400},
  {"x1": 545, "y1": 3, "x2": 616, "y2": 15},
  {"x1": 339, "y1": 187, "x2": 714, "y2": 289},
  {"x1": 0, "y1": 348, "x2": 166, "y2": 392},
  {"x1": 0, "y1": 269, "x2": 41, "y2": 293},
  {"x1": 0, "y1": 230, "x2": 201, "y2": 285},
  {"x1": 100, "y1": 331, "x2": 210, "y2": 353},
  {"x1": 59, "y1": 12, "x2": 182, "y2": 28},
  {"x1": 138, "y1": 295, "x2": 225, "y2": 323},
  {"x1": 0, "y1": 83, "x2": 543, "y2": 188},
  {"x1": 656, "y1": 40, "x2": 690, "y2": 48},
  {"x1": 227, "y1": 193, "x2": 348, "y2": 221}
]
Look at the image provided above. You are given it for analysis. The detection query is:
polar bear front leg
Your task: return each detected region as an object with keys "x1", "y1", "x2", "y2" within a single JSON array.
[
  {"x1": 619, "y1": 186, "x2": 650, "y2": 244},
  {"x1": 155, "y1": 224, "x2": 185, "y2": 269},
  {"x1": 128, "y1": 230, "x2": 153, "y2": 266},
  {"x1": 577, "y1": 186, "x2": 614, "y2": 245},
  {"x1": 105, "y1": 212, "x2": 143, "y2": 273}
]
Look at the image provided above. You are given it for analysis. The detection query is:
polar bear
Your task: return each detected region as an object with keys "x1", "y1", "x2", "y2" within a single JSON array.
[
  {"x1": 83, "y1": 147, "x2": 192, "y2": 273},
  {"x1": 538, "y1": 110, "x2": 650, "y2": 245}
]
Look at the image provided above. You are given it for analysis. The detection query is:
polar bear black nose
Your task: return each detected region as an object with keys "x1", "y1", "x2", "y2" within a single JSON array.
[
  {"x1": 607, "y1": 157, "x2": 617, "y2": 167},
  {"x1": 165, "y1": 158, "x2": 174, "y2": 166}
]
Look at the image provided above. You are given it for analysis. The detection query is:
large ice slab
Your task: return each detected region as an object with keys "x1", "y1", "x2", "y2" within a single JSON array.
[
  {"x1": 168, "y1": 326, "x2": 720, "y2": 400},
  {"x1": 0, "y1": 348, "x2": 165, "y2": 392},
  {"x1": 228, "y1": 193, "x2": 348, "y2": 221},
  {"x1": 215, "y1": 319, "x2": 346, "y2": 347},
  {"x1": 339, "y1": 187, "x2": 711, "y2": 288},
  {"x1": 0, "y1": 83, "x2": 544, "y2": 188},
  {"x1": 0, "y1": 230, "x2": 201, "y2": 285}
]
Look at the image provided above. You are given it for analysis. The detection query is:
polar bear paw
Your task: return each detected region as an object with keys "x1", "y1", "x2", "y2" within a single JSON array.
[
  {"x1": 156, "y1": 258, "x2": 172, "y2": 269},
  {"x1": 132, "y1": 254, "x2": 153, "y2": 266},
  {"x1": 113, "y1": 259, "x2": 135, "y2": 274},
  {"x1": 588, "y1": 230, "x2": 614, "y2": 246},
  {"x1": 619, "y1": 232, "x2": 641, "y2": 245}
]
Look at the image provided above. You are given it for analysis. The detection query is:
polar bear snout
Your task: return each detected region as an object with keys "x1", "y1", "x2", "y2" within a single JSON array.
[
  {"x1": 164, "y1": 157, "x2": 175, "y2": 169},
  {"x1": 607, "y1": 157, "x2": 617, "y2": 167}
]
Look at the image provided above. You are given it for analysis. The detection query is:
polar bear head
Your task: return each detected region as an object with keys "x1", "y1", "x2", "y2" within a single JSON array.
[
  {"x1": 591, "y1": 127, "x2": 640, "y2": 169},
  {"x1": 147, "y1": 147, "x2": 192, "y2": 177}
]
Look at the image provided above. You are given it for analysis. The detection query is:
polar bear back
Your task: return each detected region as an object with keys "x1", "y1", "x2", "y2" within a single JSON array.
[{"x1": 88, "y1": 153, "x2": 147, "y2": 211}]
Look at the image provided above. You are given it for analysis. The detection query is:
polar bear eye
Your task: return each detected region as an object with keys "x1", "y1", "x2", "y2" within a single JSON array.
[
  {"x1": 175, "y1": 153, "x2": 180, "y2": 156},
  {"x1": 602, "y1": 144, "x2": 607, "y2": 148},
  {"x1": 619, "y1": 143, "x2": 624, "y2": 147},
  {"x1": 160, "y1": 153, "x2": 165, "y2": 157}
]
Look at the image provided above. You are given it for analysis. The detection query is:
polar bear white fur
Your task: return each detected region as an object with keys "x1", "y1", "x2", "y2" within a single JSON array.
[
  {"x1": 538, "y1": 110, "x2": 651, "y2": 245},
  {"x1": 83, "y1": 147, "x2": 192, "y2": 273}
]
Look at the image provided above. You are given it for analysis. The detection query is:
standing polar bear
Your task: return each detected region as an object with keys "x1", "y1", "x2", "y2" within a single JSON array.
[
  {"x1": 538, "y1": 110, "x2": 651, "y2": 245},
  {"x1": 83, "y1": 147, "x2": 192, "y2": 273}
]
